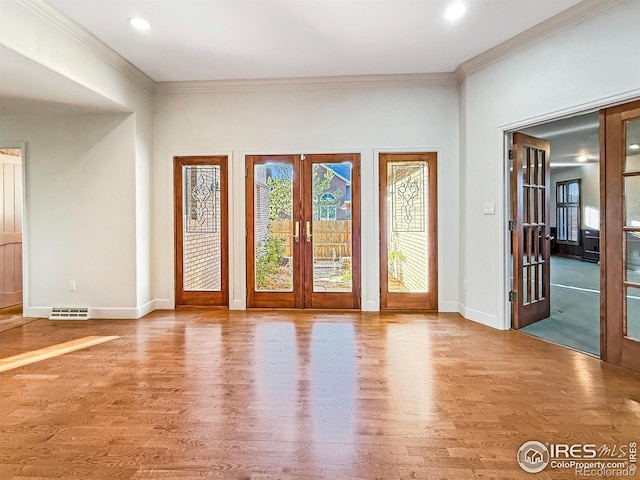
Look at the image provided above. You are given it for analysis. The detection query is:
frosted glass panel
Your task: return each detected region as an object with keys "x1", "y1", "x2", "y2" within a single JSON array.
[
  {"x1": 386, "y1": 161, "x2": 429, "y2": 293},
  {"x1": 183, "y1": 165, "x2": 221, "y2": 291}
]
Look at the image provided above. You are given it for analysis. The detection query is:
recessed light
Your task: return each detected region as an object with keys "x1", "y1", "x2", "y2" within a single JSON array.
[
  {"x1": 128, "y1": 17, "x2": 150, "y2": 30},
  {"x1": 577, "y1": 155, "x2": 588, "y2": 162},
  {"x1": 630, "y1": 143, "x2": 640, "y2": 150},
  {"x1": 444, "y1": 3, "x2": 466, "y2": 21}
]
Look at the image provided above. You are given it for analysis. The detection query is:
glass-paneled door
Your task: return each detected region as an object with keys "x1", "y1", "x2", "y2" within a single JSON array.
[
  {"x1": 174, "y1": 156, "x2": 228, "y2": 306},
  {"x1": 511, "y1": 133, "x2": 552, "y2": 329},
  {"x1": 246, "y1": 154, "x2": 361, "y2": 309},
  {"x1": 602, "y1": 100, "x2": 640, "y2": 372},
  {"x1": 379, "y1": 153, "x2": 438, "y2": 310}
]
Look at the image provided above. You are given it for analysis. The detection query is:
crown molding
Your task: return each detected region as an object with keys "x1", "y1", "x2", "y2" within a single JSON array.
[
  {"x1": 17, "y1": 0, "x2": 155, "y2": 92},
  {"x1": 455, "y1": 0, "x2": 626, "y2": 83},
  {"x1": 154, "y1": 72, "x2": 458, "y2": 95}
]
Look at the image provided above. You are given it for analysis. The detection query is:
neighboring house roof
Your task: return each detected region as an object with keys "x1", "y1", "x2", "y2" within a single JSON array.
[
  {"x1": 320, "y1": 164, "x2": 351, "y2": 202},
  {"x1": 324, "y1": 163, "x2": 351, "y2": 183},
  {"x1": 265, "y1": 162, "x2": 352, "y2": 202}
]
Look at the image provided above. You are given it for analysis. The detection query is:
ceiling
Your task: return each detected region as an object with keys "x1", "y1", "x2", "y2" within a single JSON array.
[
  {"x1": 3, "y1": 0, "x2": 628, "y2": 170},
  {"x1": 46, "y1": 0, "x2": 582, "y2": 82},
  {"x1": 521, "y1": 112, "x2": 600, "y2": 169}
]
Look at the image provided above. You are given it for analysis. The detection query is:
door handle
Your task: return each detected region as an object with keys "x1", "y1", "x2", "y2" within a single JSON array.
[
  {"x1": 292, "y1": 221, "x2": 300, "y2": 242},
  {"x1": 545, "y1": 234, "x2": 555, "y2": 241},
  {"x1": 305, "y1": 221, "x2": 313, "y2": 243}
]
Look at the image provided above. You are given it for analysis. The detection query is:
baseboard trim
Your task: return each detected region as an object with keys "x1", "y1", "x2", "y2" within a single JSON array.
[
  {"x1": 362, "y1": 300, "x2": 376, "y2": 312},
  {"x1": 90, "y1": 307, "x2": 140, "y2": 319},
  {"x1": 229, "y1": 299, "x2": 245, "y2": 310},
  {"x1": 459, "y1": 304, "x2": 504, "y2": 330},
  {"x1": 151, "y1": 299, "x2": 174, "y2": 310},
  {"x1": 23, "y1": 307, "x2": 51, "y2": 319},
  {"x1": 439, "y1": 301, "x2": 460, "y2": 313},
  {"x1": 136, "y1": 301, "x2": 155, "y2": 318},
  {"x1": 24, "y1": 301, "x2": 173, "y2": 320}
]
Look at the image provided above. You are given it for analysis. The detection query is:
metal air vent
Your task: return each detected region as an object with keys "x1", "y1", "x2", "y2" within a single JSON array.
[{"x1": 49, "y1": 307, "x2": 90, "y2": 320}]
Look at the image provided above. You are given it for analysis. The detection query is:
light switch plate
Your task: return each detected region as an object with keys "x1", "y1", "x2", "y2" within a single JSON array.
[{"x1": 483, "y1": 203, "x2": 496, "y2": 215}]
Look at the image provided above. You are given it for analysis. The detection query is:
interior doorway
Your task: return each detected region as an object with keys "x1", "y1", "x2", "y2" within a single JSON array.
[
  {"x1": 508, "y1": 113, "x2": 603, "y2": 356},
  {"x1": 245, "y1": 153, "x2": 361, "y2": 309},
  {"x1": 0, "y1": 147, "x2": 23, "y2": 310},
  {"x1": 0, "y1": 145, "x2": 27, "y2": 332},
  {"x1": 509, "y1": 101, "x2": 640, "y2": 373},
  {"x1": 511, "y1": 113, "x2": 602, "y2": 356}
]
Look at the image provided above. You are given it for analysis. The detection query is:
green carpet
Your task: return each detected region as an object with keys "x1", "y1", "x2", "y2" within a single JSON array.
[{"x1": 521, "y1": 256, "x2": 600, "y2": 356}]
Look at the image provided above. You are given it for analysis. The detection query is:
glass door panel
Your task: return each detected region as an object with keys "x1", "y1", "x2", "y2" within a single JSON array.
[
  {"x1": 386, "y1": 161, "x2": 429, "y2": 293},
  {"x1": 254, "y1": 163, "x2": 294, "y2": 293},
  {"x1": 627, "y1": 286, "x2": 640, "y2": 340},
  {"x1": 183, "y1": 165, "x2": 221, "y2": 291},
  {"x1": 623, "y1": 117, "x2": 640, "y2": 342},
  {"x1": 311, "y1": 162, "x2": 353, "y2": 293},
  {"x1": 602, "y1": 100, "x2": 640, "y2": 372},
  {"x1": 379, "y1": 153, "x2": 438, "y2": 310}
]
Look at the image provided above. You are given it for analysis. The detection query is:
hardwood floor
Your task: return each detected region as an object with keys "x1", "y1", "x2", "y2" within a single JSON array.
[
  {"x1": 0, "y1": 310, "x2": 638, "y2": 479},
  {"x1": 0, "y1": 305, "x2": 36, "y2": 333}
]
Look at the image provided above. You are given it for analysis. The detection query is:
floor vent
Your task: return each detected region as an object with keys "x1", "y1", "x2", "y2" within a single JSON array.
[{"x1": 49, "y1": 307, "x2": 90, "y2": 320}]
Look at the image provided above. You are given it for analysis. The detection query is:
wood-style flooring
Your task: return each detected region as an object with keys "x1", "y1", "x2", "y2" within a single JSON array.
[
  {"x1": 0, "y1": 304, "x2": 36, "y2": 333},
  {"x1": 0, "y1": 310, "x2": 638, "y2": 479}
]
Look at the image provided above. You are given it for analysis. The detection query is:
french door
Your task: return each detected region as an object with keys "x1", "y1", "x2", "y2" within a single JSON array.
[
  {"x1": 246, "y1": 153, "x2": 361, "y2": 309},
  {"x1": 379, "y1": 152, "x2": 438, "y2": 310},
  {"x1": 601, "y1": 100, "x2": 640, "y2": 371},
  {"x1": 174, "y1": 156, "x2": 229, "y2": 307},
  {"x1": 511, "y1": 133, "x2": 552, "y2": 329}
]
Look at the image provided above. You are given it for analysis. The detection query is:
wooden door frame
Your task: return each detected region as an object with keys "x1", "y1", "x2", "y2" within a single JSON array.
[
  {"x1": 0, "y1": 141, "x2": 26, "y2": 312},
  {"x1": 245, "y1": 155, "x2": 302, "y2": 308},
  {"x1": 245, "y1": 153, "x2": 361, "y2": 309},
  {"x1": 600, "y1": 99, "x2": 640, "y2": 371},
  {"x1": 174, "y1": 155, "x2": 229, "y2": 307},
  {"x1": 378, "y1": 152, "x2": 438, "y2": 310},
  {"x1": 303, "y1": 153, "x2": 361, "y2": 309}
]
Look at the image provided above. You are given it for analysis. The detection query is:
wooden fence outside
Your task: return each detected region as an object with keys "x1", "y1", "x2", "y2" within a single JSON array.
[{"x1": 269, "y1": 220, "x2": 351, "y2": 259}]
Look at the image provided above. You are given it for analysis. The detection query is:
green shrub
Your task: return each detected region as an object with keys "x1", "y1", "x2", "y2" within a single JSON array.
[{"x1": 256, "y1": 235, "x2": 287, "y2": 289}]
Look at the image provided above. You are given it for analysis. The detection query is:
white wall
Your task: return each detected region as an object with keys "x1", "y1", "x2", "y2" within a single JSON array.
[
  {"x1": 153, "y1": 81, "x2": 460, "y2": 311},
  {"x1": 0, "y1": 0, "x2": 155, "y2": 316},
  {"x1": 0, "y1": 112, "x2": 138, "y2": 316},
  {"x1": 550, "y1": 163, "x2": 600, "y2": 229},
  {"x1": 460, "y1": 0, "x2": 640, "y2": 329}
]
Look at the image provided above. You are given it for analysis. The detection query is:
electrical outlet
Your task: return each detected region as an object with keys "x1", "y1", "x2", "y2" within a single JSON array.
[{"x1": 68, "y1": 280, "x2": 76, "y2": 292}]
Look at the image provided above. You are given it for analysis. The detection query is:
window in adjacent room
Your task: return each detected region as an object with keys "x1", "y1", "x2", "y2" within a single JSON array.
[{"x1": 556, "y1": 179, "x2": 581, "y2": 244}]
